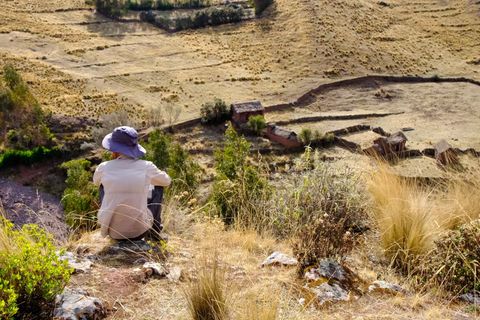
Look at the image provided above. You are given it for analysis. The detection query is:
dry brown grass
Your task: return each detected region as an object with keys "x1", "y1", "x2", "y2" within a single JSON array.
[
  {"x1": 0, "y1": 206, "x2": 15, "y2": 255},
  {"x1": 367, "y1": 161, "x2": 480, "y2": 272},
  {"x1": 185, "y1": 258, "x2": 228, "y2": 320}
]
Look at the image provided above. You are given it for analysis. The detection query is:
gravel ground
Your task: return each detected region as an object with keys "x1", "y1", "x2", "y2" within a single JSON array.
[{"x1": 0, "y1": 177, "x2": 69, "y2": 243}]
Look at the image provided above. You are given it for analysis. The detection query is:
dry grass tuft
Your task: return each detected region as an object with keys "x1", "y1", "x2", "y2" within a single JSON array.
[
  {"x1": 367, "y1": 162, "x2": 480, "y2": 273},
  {"x1": 0, "y1": 206, "x2": 15, "y2": 254},
  {"x1": 185, "y1": 258, "x2": 228, "y2": 320}
]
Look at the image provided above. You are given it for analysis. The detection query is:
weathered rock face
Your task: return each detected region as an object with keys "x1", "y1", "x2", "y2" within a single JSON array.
[
  {"x1": 303, "y1": 259, "x2": 363, "y2": 306},
  {"x1": 0, "y1": 177, "x2": 69, "y2": 242},
  {"x1": 54, "y1": 288, "x2": 106, "y2": 320},
  {"x1": 310, "y1": 283, "x2": 350, "y2": 306},
  {"x1": 305, "y1": 260, "x2": 355, "y2": 284},
  {"x1": 58, "y1": 251, "x2": 93, "y2": 274},
  {"x1": 368, "y1": 280, "x2": 406, "y2": 295},
  {"x1": 261, "y1": 252, "x2": 298, "y2": 267}
]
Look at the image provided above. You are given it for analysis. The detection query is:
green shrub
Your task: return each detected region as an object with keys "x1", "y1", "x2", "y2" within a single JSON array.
[
  {"x1": 211, "y1": 124, "x2": 269, "y2": 225},
  {"x1": 140, "y1": 4, "x2": 243, "y2": 31},
  {"x1": 61, "y1": 159, "x2": 99, "y2": 231},
  {"x1": 298, "y1": 128, "x2": 312, "y2": 145},
  {"x1": 200, "y1": 98, "x2": 230, "y2": 125},
  {"x1": 419, "y1": 220, "x2": 480, "y2": 294},
  {"x1": 145, "y1": 130, "x2": 200, "y2": 196},
  {"x1": 3, "y1": 65, "x2": 22, "y2": 90},
  {"x1": 0, "y1": 65, "x2": 54, "y2": 150},
  {"x1": 0, "y1": 218, "x2": 72, "y2": 319},
  {"x1": 0, "y1": 147, "x2": 62, "y2": 169},
  {"x1": 0, "y1": 87, "x2": 14, "y2": 112},
  {"x1": 128, "y1": 0, "x2": 154, "y2": 10},
  {"x1": 249, "y1": 0, "x2": 273, "y2": 15},
  {"x1": 145, "y1": 130, "x2": 172, "y2": 170},
  {"x1": 247, "y1": 115, "x2": 266, "y2": 135},
  {"x1": 168, "y1": 143, "x2": 200, "y2": 194},
  {"x1": 95, "y1": 0, "x2": 128, "y2": 18},
  {"x1": 310, "y1": 131, "x2": 335, "y2": 147}
]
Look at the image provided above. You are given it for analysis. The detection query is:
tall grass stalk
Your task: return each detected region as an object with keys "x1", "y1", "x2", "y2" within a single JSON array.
[{"x1": 185, "y1": 258, "x2": 228, "y2": 320}]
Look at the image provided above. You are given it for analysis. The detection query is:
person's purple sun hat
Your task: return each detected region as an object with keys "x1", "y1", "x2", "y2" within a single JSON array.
[{"x1": 102, "y1": 126, "x2": 146, "y2": 159}]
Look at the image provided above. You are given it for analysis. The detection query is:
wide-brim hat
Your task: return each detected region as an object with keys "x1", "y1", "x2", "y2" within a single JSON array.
[{"x1": 102, "y1": 126, "x2": 146, "y2": 159}]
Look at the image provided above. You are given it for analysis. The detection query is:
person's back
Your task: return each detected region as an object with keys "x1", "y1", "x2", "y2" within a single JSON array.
[{"x1": 93, "y1": 126, "x2": 171, "y2": 240}]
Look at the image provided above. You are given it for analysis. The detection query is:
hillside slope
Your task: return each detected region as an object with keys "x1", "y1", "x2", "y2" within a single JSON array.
[{"x1": 0, "y1": 0, "x2": 478, "y2": 121}]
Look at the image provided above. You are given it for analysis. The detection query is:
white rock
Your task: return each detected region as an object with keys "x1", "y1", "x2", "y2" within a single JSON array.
[
  {"x1": 58, "y1": 251, "x2": 93, "y2": 274},
  {"x1": 261, "y1": 252, "x2": 298, "y2": 267},
  {"x1": 53, "y1": 288, "x2": 106, "y2": 320},
  {"x1": 167, "y1": 266, "x2": 183, "y2": 282}
]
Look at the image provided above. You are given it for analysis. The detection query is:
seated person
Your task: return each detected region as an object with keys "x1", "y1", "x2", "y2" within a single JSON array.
[{"x1": 93, "y1": 126, "x2": 171, "y2": 240}]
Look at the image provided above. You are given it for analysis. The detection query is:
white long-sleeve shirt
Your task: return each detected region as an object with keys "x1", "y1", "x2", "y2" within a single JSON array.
[{"x1": 93, "y1": 158, "x2": 171, "y2": 239}]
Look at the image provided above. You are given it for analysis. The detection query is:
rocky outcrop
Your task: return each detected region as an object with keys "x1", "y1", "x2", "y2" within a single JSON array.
[
  {"x1": 54, "y1": 288, "x2": 106, "y2": 320},
  {"x1": 304, "y1": 260, "x2": 363, "y2": 306},
  {"x1": 0, "y1": 177, "x2": 69, "y2": 242}
]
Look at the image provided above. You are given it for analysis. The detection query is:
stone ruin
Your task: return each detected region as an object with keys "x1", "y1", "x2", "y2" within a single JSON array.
[{"x1": 364, "y1": 131, "x2": 407, "y2": 157}]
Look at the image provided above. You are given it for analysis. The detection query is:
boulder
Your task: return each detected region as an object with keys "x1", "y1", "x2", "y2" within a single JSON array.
[
  {"x1": 368, "y1": 280, "x2": 406, "y2": 295},
  {"x1": 303, "y1": 259, "x2": 363, "y2": 306},
  {"x1": 53, "y1": 288, "x2": 106, "y2": 320},
  {"x1": 304, "y1": 260, "x2": 354, "y2": 284},
  {"x1": 261, "y1": 252, "x2": 298, "y2": 267},
  {"x1": 58, "y1": 251, "x2": 93, "y2": 274},
  {"x1": 310, "y1": 283, "x2": 350, "y2": 306}
]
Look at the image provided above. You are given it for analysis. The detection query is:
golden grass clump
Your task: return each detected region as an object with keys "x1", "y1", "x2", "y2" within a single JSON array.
[
  {"x1": 367, "y1": 162, "x2": 480, "y2": 273},
  {"x1": 0, "y1": 208, "x2": 15, "y2": 255},
  {"x1": 185, "y1": 259, "x2": 228, "y2": 320}
]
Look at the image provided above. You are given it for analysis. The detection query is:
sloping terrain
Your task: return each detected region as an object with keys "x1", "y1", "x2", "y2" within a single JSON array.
[{"x1": 0, "y1": 0, "x2": 478, "y2": 121}]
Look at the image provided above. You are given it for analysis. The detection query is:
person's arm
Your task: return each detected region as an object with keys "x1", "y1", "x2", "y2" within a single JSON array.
[
  {"x1": 93, "y1": 163, "x2": 104, "y2": 186},
  {"x1": 146, "y1": 161, "x2": 171, "y2": 186}
]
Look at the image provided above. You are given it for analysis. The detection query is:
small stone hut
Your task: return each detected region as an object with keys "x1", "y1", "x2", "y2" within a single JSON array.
[
  {"x1": 231, "y1": 101, "x2": 264, "y2": 126},
  {"x1": 265, "y1": 124, "x2": 302, "y2": 149}
]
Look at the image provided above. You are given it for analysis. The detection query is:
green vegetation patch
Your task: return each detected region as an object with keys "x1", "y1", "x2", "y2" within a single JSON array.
[
  {"x1": 145, "y1": 130, "x2": 201, "y2": 198},
  {"x1": 0, "y1": 218, "x2": 72, "y2": 319},
  {"x1": 61, "y1": 159, "x2": 99, "y2": 231},
  {"x1": 0, "y1": 147, "x2": 62, "y2": 170}
]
